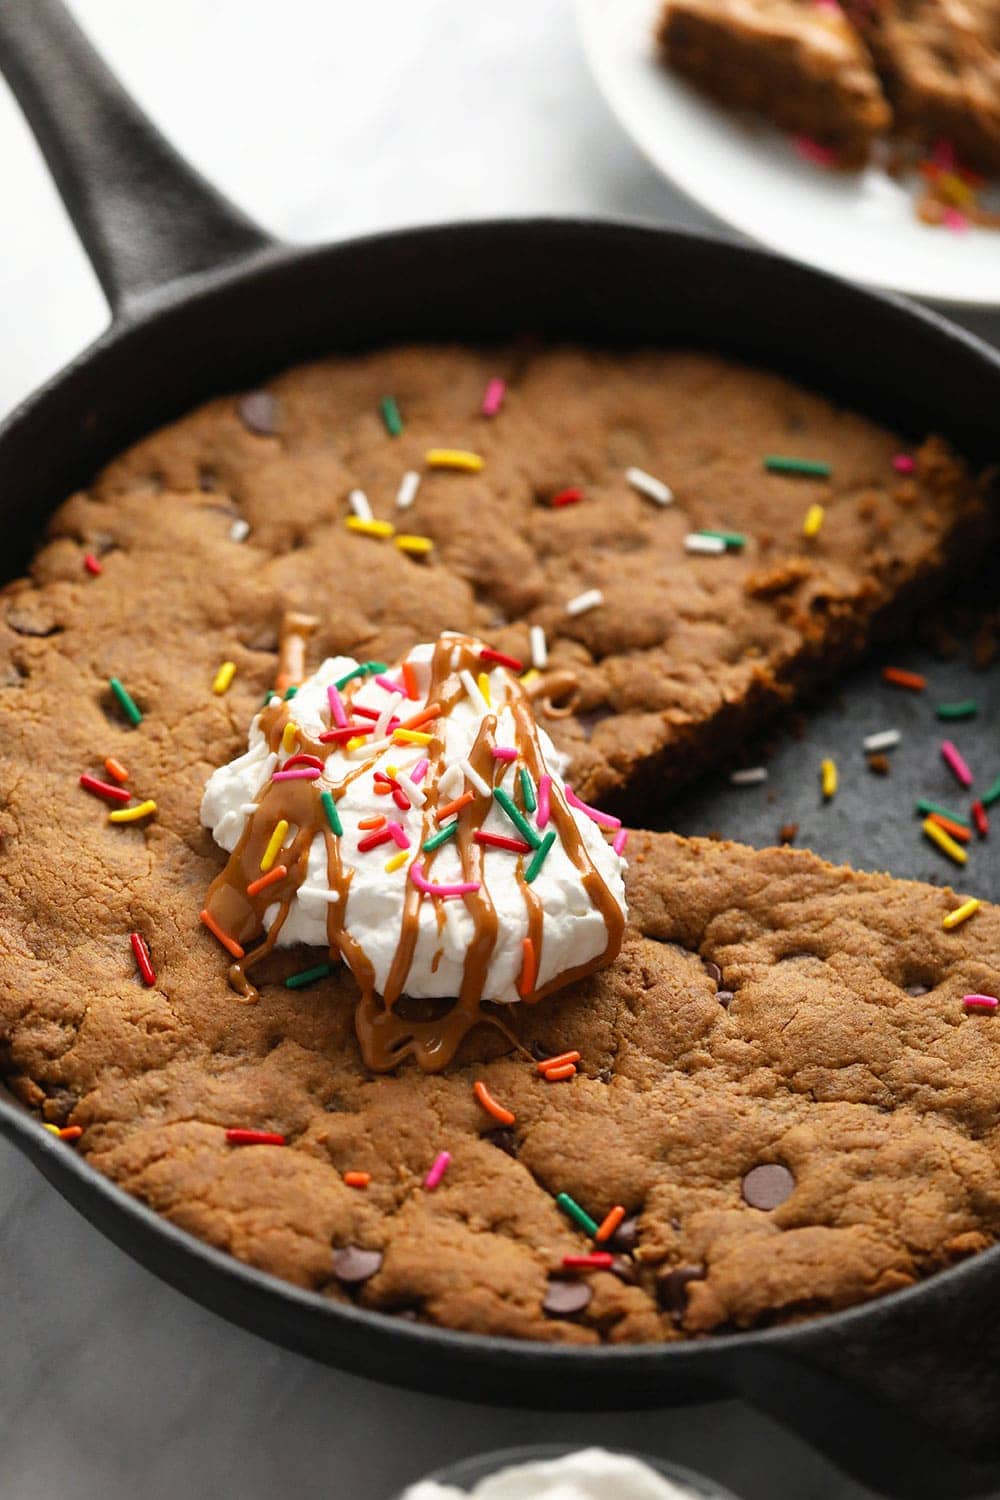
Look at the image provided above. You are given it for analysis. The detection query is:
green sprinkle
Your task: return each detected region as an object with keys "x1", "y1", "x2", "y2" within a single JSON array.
[
  {"x1": 261, "y1": 690, "x2": 278, "y2": 706},
  {"x1": 493, "y1": 787, "x2": 541, "y2": 848},
  {"x1": 285, "y1": 961, "x2": 335, "y2": 990},
  {"x1": 982, "y1": 775, "x2": 1000, "y2": 808},
  {"x1": 936, "y1": 699, "x2": 978, "y2": 720},
  {"x1": 423, "y1": 821, "x2": 459, "y2": 853},
  {"x1": 556, "y1": 1191, "x2": 598, "y2": 1238},
  {"x1": 109, "y1": 677, "x2": 142, "y2": 726},
  {"x1": 283, "y1": 685, "x2": 299, "y2": 700},
  {"x1": 764, "y1": 456, "x2": 831, "y2": 478},
  {"x1": 519, "y1": 767, "x2": 537, "y2": 814},
  {"x1": 916, "y1": 798, "x2": 970, "y2": 827},
  {"x1": 525, "y1": 830, "x2": 556, "y2": 884},
  {"x1": 334, "y1": 661, "x2": 389, "y2": 691},
  {"x1": 697, "y1": 529, "x2": 745, "y2": 549},
  {"x1": 321, "y1": 790, "x2": 343, "y2": 837},
  {"x1": 380, "y1": 395, "x2": 403, "y2": 437}
]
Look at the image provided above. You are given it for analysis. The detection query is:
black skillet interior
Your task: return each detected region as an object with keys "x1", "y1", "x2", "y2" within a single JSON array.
[{"x1": 1, "y1": 4, "x2": 1000, "y2": 1496}]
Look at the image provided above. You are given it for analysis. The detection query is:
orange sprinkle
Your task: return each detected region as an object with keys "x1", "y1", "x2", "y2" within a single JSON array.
[
  {"x1": 882, "y1": 666, "x2": 926, "y2": 691},
  {"x1": 401, "y1": 660, "x2": 420, "y2": 701},
  {"x1": 536, "y1": 1050, "x2": 581, "y2": 1075},
  {"x1": 518, "y1": 937, "x2": 537, "y2": 998},
  {"x1": 594, "y1": 1204, "x2": 627, "y2": 1243},
  {"x1": 435, "y1": 791, "x2": 475, "y2": 824},
  {"x1": 56, "y1": 1125, "x2": 84, "y2": 1141},
  {"x1": 103, "y1": 756, "x2": 129, "y2": 783},
  {"x1": 199, "y1": 908, "x2": 245, "y2": 959},
  {"x1": 343, "y1": 1170, "x2": 372, "y2": 1188},
  {"x1": 358, "y1": 815, "x2": 387, "y2": 831},
  {"x1": 542, "y1": 1063, "x2": 576, "y2": 1081},
  {"x1": 274, "y1": 671, "x2": 292, "y2": 694},
  {"x1": 473, "y1": 1080, "x2": 516, "y2": 1126},
  {"x1": 374, "y1": 782, "x2": 393, "y2": 796},
  {"x1": 246, "y1": 864, "x2": 288, "y2": 897},
  {"x1": 398, "y1": 703, "x2": 442, "y2": 732},
  {"x1": 927, "y1": 811, "x2": 971, "y2": 845}
]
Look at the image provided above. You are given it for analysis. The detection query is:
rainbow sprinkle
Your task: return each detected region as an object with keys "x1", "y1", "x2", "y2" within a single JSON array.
[
  {"x1": 941, "y1": 740, "x2": 973, "y2": 788},
  {"x1": 494, "y1": 786, "x2": 541, "y2": 848},
  {"x1": 396, "y1": 534, "x2": 434, "y2": 556},
  {"x1": 108, "y1": 800, "x2": 157, "y2": 823},
  {"x1": 685, "y1": 533, "x2": 725, "y2": 555},
  {"x1": 348, "y1": 489, "x2": 373, "y2": 522},
  {"x1": 426, "y1": 449, "x2": 484, "y2": 473},
  {"x1": 321, "y1": 791, "x2": 343, "y2": 837},
  {"x1": 261, "y1": 819, "x2": 290, "y2": 872},
  {"x1": 923, "y1": 817, "x2": 967, "y2": 866},
  {"x1": 346, "y1": 517, "x2": 395, "y2": 540},
  {"x1": 565, "y1": 588, "x2": 603, "y2": 617},
  {"x1": 286, "y1": 961, "x2": 335, "y2": 989},
  {"x1": 423, "y1": 821, "x2": 459, "y2": 853},
  {"x1": 625, "y1": 466, "x2": 673, "y2": 506},
  {"x1": 109, "y1": 677, "x2": 142, "y2": 726},
  {"x1": 766, "y1": 455, "x2": 832, "y2": 477},
  {"x1": 481, "y1": 378, "x2": 506, "y2": 417},
  {"x1": 380, "y1": 395, "x2": 403, "y2": 436},
  {"x1": 212, "y1": 660, "x2": 236, "y2": 695},
  {"x1": 803, "y1": 504, "x2": 825, "y2": 538},
  {"x1": 556, "y1": 1191, "x2": 598, "y2": 1237},
  {"x1": 524, "y1": 830, "x2": 556, "y2": 884},
  {"x1": 396, "y1": 471, "x2": 421, "y2": 510},
  {"x1": 943, "y1": 898, "x2": 980, "y2": 930},
  {"x1": 425, "y1": 1150, "x2": 452, "y2": 1189},
  {"x1": 936, "y1": 700, "x2": 978, "y2": 720},
  {"x1": 519, "y1": 767, "x2": 537, "y2": 813},
  {"x1": 530, "y1": 625, "x2": 547, "y2": 669},
  {"x1": 83, "y1": 552, "x2": 102, "y2": 576},
  {"x1": 821, "y1": 759, "x2": 837, "y2": 799},
  {"x1": 963, "y1": 994, "x2": 998, "y2": 1013}
]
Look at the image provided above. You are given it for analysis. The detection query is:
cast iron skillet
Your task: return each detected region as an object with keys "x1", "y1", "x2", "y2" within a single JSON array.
[{"x1": 1, "y1": 4, "x2": 999, "y2": 1494}]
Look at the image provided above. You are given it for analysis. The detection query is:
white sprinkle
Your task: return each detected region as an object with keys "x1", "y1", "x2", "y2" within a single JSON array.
[
  {"x1": 729, "y1": 766, "x2": 768, "y2": 786},
  {"x1": 397, "y1": 470, "x2": 421, "y2": 510},
  {"x1": 863, "y1": 729, "x2": 901, "y2": 753},
  {"x1": 348, "y1": 489, "x2": 373, "y2": 522},
  {"x1": 239, "y1": 803, "x2": 259, "y2": 816},
  {"x1": 565, "y1": 588, "x2": 604, "y2": 617},
  {"x1": 685, "y1": 533, "x2": 726, "y2": 555},
  {"x1": 394, "y1": 768, "x2": 426, "y2": 809},
  {"x1": 462, "y1": 759, "x2": 492, "y2": 798},
  {"x1": 438, "y1": 762, "x2": 465, "y2": 801},
  {"x1": 626, "y1": 466, "x2": 673, "y2": 506},
  {"x1": 374, "y1": 690, "x2": 404, "y2": 739},
  {"x1": 347, "y1": 735, "x2": 393, "y2": 758},
  {"x1": 459, "y1": 668, "x2": 491, "y2": 713},
  {"x1": 229, "y1": 518, "x2": 250, "y2": 542},
  {"x1": 297, "y1": 887, "x2": 342, "y2": 905},
  {"x1": 530, "y1": 624, "x2": 548, "y2": 669}
]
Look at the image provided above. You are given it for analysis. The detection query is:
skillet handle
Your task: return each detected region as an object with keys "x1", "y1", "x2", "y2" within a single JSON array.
[{"x1": 0, "y1": 0, "x2": 275, "y2": 319}]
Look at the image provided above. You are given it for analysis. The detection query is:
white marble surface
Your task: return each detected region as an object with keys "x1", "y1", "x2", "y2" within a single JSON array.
[{"x1": 0, "y1": 4, "x2": 996, "y2": 1498}]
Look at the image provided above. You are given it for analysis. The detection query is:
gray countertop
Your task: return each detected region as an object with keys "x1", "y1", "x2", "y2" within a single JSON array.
[{"x1": 0, "y1": 3, "x2": 996, "y2": 1497}]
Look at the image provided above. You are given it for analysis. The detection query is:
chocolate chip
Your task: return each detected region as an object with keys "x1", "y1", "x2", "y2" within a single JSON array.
[
  {"x1": 597, "y1": 1067, "x2": 613, "y2": 1085},
  {"x1": 528, "y1": 1041, "x2": 549, "y2": 1062},
  {"x1": 607, "y1": 1215, "x2": 639, "y2": 1253},
  {"x1": 703, "y1": 961, "x2": 722, "y2": 985},
  {"x1": 542, "y1": 1278, "x2": 592, "y2": 1318},
  {"x1": 742, "y1": 1163, "x2": 795, "y2": 1210},
  {"x1": 610, "y1": 1255, "x2": 638, "y2": 1284},
  {"x1": 717, "y1": 990, "x2": 735, "y2": 1008},
  {"x1": 332, "y1": 1245, "x2": 383, "y2": 1285},
  {"x1": 659, "y1": 1264, "x2": 706, "y2": 1322},
  {"x1": 236, "y1": 391, "x2": 280, "y2": 436},
  {"x1": 778, "y1": 823, "x2": 798, "y2": 845},
  {"x1": 485, "y1": 1126, "x2": 517, "y2": 1157}
]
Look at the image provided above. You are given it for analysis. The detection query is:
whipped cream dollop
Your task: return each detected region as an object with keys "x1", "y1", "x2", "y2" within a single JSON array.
[
  {"x1": 402, "y1": 1449, "x2": 709, "y2": 1500},
  {"x1": 201, "y1": 632, "x2": 627, "y2": 1070}
]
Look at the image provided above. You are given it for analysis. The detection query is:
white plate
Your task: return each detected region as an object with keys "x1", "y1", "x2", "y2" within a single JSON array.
[{"x1": 576, "y1": 0, "x2": 1000, "y2": 307}]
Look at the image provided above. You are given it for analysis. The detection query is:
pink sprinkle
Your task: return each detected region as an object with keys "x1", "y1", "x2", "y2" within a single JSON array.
[
  {"x1": 813, "y1": 0, "x2": 841, "y2": 10},
  {"x1": 375, "y1": 674, "x2": 403, "y2": 694},
  {"x1": 410, "y1": 864, "x2": 480, "y2": 900},
  {"x1": 272, "y1": 767, "x2": 321, "y2": 782},
  {"x1": 481, "y1": 378, "x2": 506, "y2": 418},
  {"x1": 83, "y1": 553, "x2": 103, "y2": 576},
  {"x1": 963, "y1": 994, "x2": 998, "y2": 1012},
  {"x1": 793, "y1": 136, "x2": 838, "y2": 168},
  {"x1": 565, "y1": 784, "x2": 622, "y2": 830},
  {"x1": 388, "y1": 822, "x2": 411, "y2": 850},
  {"x1": 940, "y1": 739, "x2": 973, "y2": 788},
  {"x1": 424, "y1": 1150, "x2": 452, "y2": 1190},
  {"x1": 943, "y1": 208, "x2": 970, "y2": 233},
  {"x1": 492, "y1": 746, "x2": 518, "y2": 762},
  {"x1": 892, "y1": 454, "x2": 915, "y2": 474},
  {"x1": 327, "y1": 683, "x2": 348, "y2": 727},
  {"x1": 931, "y1": 139, "x2": 956, "y2": 169},
  {"x1": 411, "y1": 758, "x2": 429, "y2": 784},
  {"x1": 537, "y1": 774, "x2": 552, "y2": 829},
  {"x1": 613, "y1": 827, "x2": 629, "y2": 856}
]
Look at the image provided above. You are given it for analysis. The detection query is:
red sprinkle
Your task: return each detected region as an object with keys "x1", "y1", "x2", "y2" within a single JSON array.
[
  {"x1": 281, "y1": 753, "x2": 323, "y2": 772},
  {"x1": 551, "y1": 487, "x2": 582, "y2": 508},
  {"x1": 881, "y1": 667, "x2": 926, "y2": 691},
  {"x1": 129, "y1": 932, "x2": 156, "y2": 986},
  {"x1": 562, "y1": 1253, "x2": 614, "y2": 1269},
  {"x1": 319, "y1": 724, "x2": 371, "y2": 743},
  {"x1": 972, "y1": 800, "x2": 989, "y2": 837},
  {"x1": 474, "y1": 830, "x2": 533, "y2": 854},
  {"x1": 358, "y1": 827, "x2": 395, "y2": 852},
  {"x1": 226, "y1": 1128, "x2": 286, "y2": 1146},
  {"x1": 79, "y1": 773, "x2": 132, "y2": 804},
  {"x1": 479, "y1": 647, "x2": 524, "y2": 673},
  {"x1": 83, "y1": 553, "x2": 103, "y2": 576}
]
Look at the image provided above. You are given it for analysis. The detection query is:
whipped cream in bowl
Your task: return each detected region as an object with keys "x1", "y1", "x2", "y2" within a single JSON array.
[
  {"x1": 201, "y1": 630, "x2": 627, "y2": 1070},
  {"x1": 400, "y1": 1446, "x2": 742, "y2": 1500}
]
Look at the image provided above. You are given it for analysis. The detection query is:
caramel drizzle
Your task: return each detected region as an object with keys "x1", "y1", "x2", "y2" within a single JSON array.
[{"x1": 203, "y1": 630, "x2": 623, "y2": 1072}]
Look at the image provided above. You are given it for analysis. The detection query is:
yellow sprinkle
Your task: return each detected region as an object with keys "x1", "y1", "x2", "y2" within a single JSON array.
[
  {"x1": 803, "y1": 504, "x2": 825, "y2": 539},
  {"x1": 426, "y1": 448, "x2": 484, "y2": 473},
  {"x1": 108, "y1": 799, "x2": 157, "y2": 824},
  {"x1": 212, "y1": 660, "x2": 236, "y2": 695},
  {"x1": 395, "y1": 534, "x2": 434, "y2": 556},
  {"x1": 923, "y1": 817, "x2": 967, "y2": 867},
  {"x1": 520, "y1": 669, "x2": 540, "y2": 687},
  {"x1": 393, "y1": 729, "x2": 432, "y2": 746},
  {"x1": 43, "y1": 1123, "x2": 60, "y2": 1134},
  {"x1": 821, "y1": 758, "x2": 837, "y2": 799},
  {"x1": 938, "y1": 172, "x2": 973, "y2": 207},
  {"x1": 345, "y1": 516, "x2": 395, "y2": 539},
  {"x1": 384, "y1": 850, "x2": 409, "y2": 873},
  {"x1": 385, "y1": 764, "x2": 397, "y2": 776},
  {"x1": 943, "y1": 896, "x2": 980, "y2": 930},
  {"x1": 260, "y1": 818, "x2": 289, "y2": 872},
  {"x1": 477, "y1": 672, "x2": 492, "y2": 706},
  {"x1": 281, "y1": 721, "x2": 298, "y2": 753},
  {"x1": 346, "y1": 736, "x2": 367, "y2": 752}
]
